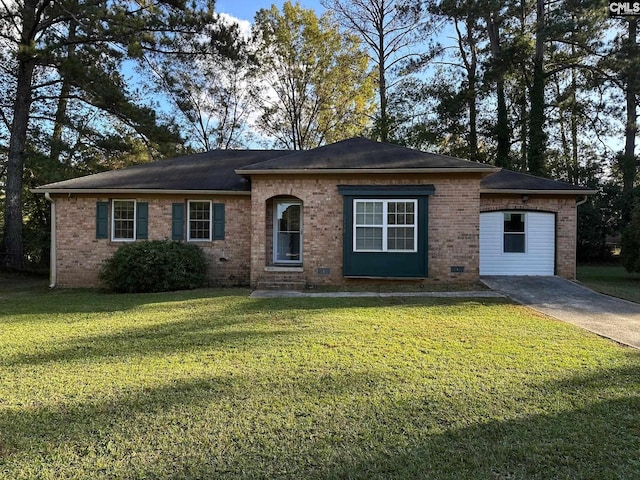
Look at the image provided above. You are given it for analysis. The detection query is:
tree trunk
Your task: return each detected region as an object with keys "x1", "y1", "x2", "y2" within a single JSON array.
[
  {"x1": 620, "y1": 18, "x2": 638, "y2": 223},
  {"x1": 486, "y1": 11, "x2": 510, "y2": 168},
  {"x1": 527, "y1": 0, "x2": 546, "y2": 176},
  {"x1": 3, "y1": 2, "x2": 39, "y2": 269},
  {"x1": 50, "y1": 21, "x2": 77, "y2": 165},
  {"x1": 623, "y1": 19, "x2": 638, "y2": 193},
  {"x1": 377, "y1": 21, "x2": 389, "y2": 143}
]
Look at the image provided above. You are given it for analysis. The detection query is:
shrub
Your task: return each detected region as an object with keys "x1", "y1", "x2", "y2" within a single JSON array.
[
  {"x1": 621, "y1": 202, "x2": 640, "y2": 274},
  {"x1": 99, "y1": 241, "x2": 207, "y2": 293}
]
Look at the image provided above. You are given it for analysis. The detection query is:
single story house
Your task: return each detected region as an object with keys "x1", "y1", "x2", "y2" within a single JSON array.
[{"x1": 33, "y1": 137, "x2": 595, "y2": 289}]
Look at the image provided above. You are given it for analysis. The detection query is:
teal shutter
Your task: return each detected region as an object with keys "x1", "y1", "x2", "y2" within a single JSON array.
[
  {"x1": 172, "y1": 203, "x2": 184, "y2": 240},
  {"x1": 136, "y1": 202, "x2": 148, "y2": 239},
  {"x1": 213, "y1": 203, "x2": 225, "y2": 240},
  {"x1": 96, "y1": 202, "x2": 109, "y2": 239}
]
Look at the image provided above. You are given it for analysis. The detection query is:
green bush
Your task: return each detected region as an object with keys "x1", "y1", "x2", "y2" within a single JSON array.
[
  {"x1": 621, "y1": 202, "x2": 640, "y2": 274},
  {"x1": 99, "y1": 241, "x2": 207, "y2": 293}
]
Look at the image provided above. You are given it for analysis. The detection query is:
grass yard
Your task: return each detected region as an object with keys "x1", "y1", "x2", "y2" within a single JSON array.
[
  {"x1": 577, "y1": 263, "x2": 640, "y2": 304},
  {"x1": 1, "y1": 283, "x2": 640, "y2": 479}
]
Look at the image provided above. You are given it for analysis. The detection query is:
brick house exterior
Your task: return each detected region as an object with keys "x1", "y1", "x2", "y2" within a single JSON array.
[{"x1": 34, "y1": 138, "x2": 595, "y2": 289}]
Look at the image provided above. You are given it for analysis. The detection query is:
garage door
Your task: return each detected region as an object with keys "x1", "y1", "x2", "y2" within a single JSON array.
[{"x1": 480, "y1": 211, "x2": 555, "y2": 275}]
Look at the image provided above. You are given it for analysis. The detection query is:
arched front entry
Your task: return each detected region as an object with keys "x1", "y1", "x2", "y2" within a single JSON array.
[{"x1": 480, "y1": 210, "x2": 555, "y2": 275}]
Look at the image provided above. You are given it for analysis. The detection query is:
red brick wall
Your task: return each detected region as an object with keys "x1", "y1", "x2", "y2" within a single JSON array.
[
  {"x1": 51, "y1": 194, "x2": 251, "y2": 288},
  {"x1": 249, "y1": 173, "x2": 483, "y2": 287},
  {"x1": 480, "y1": 194, "x2": 578, "y2": 279},
  {"x1": 50, "y1": 182, "x2": 580, "y2": 289}
]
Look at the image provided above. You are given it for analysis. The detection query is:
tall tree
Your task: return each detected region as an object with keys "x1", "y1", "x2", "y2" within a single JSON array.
[
  {"x1": 321, "y1": 0, "x2": 424, "y2": 142},
  {"x1": 147, "y1": 27, "x2": 257, "y2": 151},
  {"x1": 484, "y1": 1, "x2": 511, "y2": 168},
  {"x1": 253, "y1": 1, "x2": 374, "y2": 150},
  {"x1": 619, "y1": 18, "x2": 638, "y2": 221},
  {"x1": 527, "y1": 0, "x2": 547, "y2": 176},
  {"x1": 427, "y1": 0, "x2": 484, "y2": 162},
  {"x1": 0, "y1": 0, "x2": 224, "y2": 269}
]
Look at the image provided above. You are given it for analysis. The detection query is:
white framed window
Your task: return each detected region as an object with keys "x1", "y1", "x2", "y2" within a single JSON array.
[
  {"x1": 273, "y1": 200, "x2": 302, "y2": 264},
  {"x1": 111, "y1": 200, "x2": 136, "y2": 241},
  {"x1": 503, "y1": 212, "x2": 526, "y2": 253},
  {"x1": 188, "y1": 200, "x2": 212, "y2": 241},
  {"x1": 353, "y1": 199, "x2": 417, "y2": 252}
]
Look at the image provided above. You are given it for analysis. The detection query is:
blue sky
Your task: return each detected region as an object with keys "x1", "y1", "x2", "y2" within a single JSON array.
[{"x1": 216, "y1": 0, "x2": 325, "y2": 22}]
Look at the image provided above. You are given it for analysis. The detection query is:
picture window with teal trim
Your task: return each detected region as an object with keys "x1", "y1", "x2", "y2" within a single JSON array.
[{"x1": 338, "y1": 184, "x2": 434, "y2": 278}]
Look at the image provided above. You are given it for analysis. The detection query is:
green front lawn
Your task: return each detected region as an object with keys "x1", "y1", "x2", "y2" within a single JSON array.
[
  {"x1": 577, "y1": 263, "x2": 640, "y2": 304},
  {"x1": 1, "y1": 285, "x2": 640, "y2": 479}
]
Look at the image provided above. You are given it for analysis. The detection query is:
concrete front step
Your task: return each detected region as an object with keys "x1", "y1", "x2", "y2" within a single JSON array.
[{"x1": 256, "y1": 281, "x2": 306, "y2": 291}]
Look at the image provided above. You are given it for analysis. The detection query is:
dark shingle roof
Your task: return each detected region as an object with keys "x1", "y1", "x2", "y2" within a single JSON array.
[
  {"x1": 481, "y1": 169, "x2": 596, "y2": 193},
  {"x1": 34, "y1": 150, "x2": 288, "y2": 192},
  {"x1": 34, "y1": 138, "x2": 594, "y2": 195},
  {"x1": 237, "y1": 137, "x2": 496, "y2": 172}
]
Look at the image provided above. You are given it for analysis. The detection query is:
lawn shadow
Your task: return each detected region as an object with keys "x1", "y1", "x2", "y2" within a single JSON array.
[
  {"x1": 324, "y1": 358, "x2": 640, "y2": 480},
  {"x1": 2, "y1": 352, "x2": 640, "y2": 478},
  {"x1": 0, "y1": 368, "x2": 394, "y2": 477},
  {"x1": 240, "y1": 295, "x2": 512, "y2": 313},
  {"x1": 0, "y1": 305, "x2": 295, "y2": 367},
  {"x1": 0, "y1": 286, "x2": 251, "y2": 319}
]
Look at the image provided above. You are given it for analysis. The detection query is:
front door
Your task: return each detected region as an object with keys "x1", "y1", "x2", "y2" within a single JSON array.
[{"x1": 274, "y1": 200, "x2": 302, "y2": 264}]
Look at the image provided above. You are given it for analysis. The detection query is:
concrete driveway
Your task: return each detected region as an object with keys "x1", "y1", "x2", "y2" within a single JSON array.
[{"x1": 482, "y1": 276, "x2": 640, "y2": 349}]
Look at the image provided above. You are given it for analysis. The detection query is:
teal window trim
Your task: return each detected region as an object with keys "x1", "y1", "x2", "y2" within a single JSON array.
[
  {"x1": 213, "y1": 203, "x2": 225, "y2": 240},
  {"x1": 136, "y1": 202, "x2": 148, "y2": 240},
  {"x1": 172, "y1": 203, "x2": 185, "y2": 241},
  {"x1": 96, "y1": 202, "x2": 109, "y2": 239},
  {"x1": 339, "y1": 185, "x2": 433, "y2": 278},
  {"x1": 338, "y1": 185, "x2": 435, "y2": 197}
]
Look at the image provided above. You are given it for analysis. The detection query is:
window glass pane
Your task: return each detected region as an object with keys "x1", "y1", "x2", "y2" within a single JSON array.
[
  {"x1": 275, "y1": 201, "x2": 302, "y2": 263},
  {"x1": 189, "y1": 202, "x2": 211, "y2": 240},
  {"x1": 504, "y1": 234, "x2": 525, "y2": 253},
  {"x1": 113, "y1": 201, "x2": 134, "y2": 239},
  {"x1": 276, "y1": 233, "x2": 301, "y2": 261},
  {"x1": 388, "y1": 227, "x2": 415, "y2": 251},
  {"x1": 278, "y1": 204, "x2": 300, "y2": 232},
  {"x1": 504, "y1": 213, "x2": 525, "y2": 233},
  {"x1": 355, "y1": 227, "x2": 383, "y2": 250},
  {"x1": 356, "y1": 201, "x2": 383, "y2": 225},
  {"x1": 388, "y1": 201, "x2": 415, "y2": 226}
]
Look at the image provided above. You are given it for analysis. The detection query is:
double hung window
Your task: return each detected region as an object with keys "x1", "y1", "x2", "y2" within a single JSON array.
[
  {"x1": 274, "y1": 200, "x2": 302, "y2": 263},
  {"x1": 354, "y1": 199, "x2": 417, "y2": 252},
  {"x1": 503, "y1": 213, "x2": 526, "y2": 253},
  {"x1": 112, "y1": 200, "x2": 136, "y2": 241},
  {"x1": 188, "y1": 200, "x2": 212, "y2": 241}
]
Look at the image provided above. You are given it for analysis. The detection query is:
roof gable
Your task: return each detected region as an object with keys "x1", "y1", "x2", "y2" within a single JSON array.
[{"x1": 236, "y1": 137, "x2": 496, "y2": 173}]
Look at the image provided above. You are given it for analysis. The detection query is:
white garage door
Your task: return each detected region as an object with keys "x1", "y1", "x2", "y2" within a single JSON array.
[{"x1": 480, "y1": 211, "x2": 555, "y2": 276}]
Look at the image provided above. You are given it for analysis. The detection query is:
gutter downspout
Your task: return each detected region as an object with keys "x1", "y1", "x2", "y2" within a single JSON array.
[
  {"x1": 44, "y1": 192, "x2": 56, "y2": 288},
  {"x1": 576, "y1": 195, "x2": 588, "y2": 206}
]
